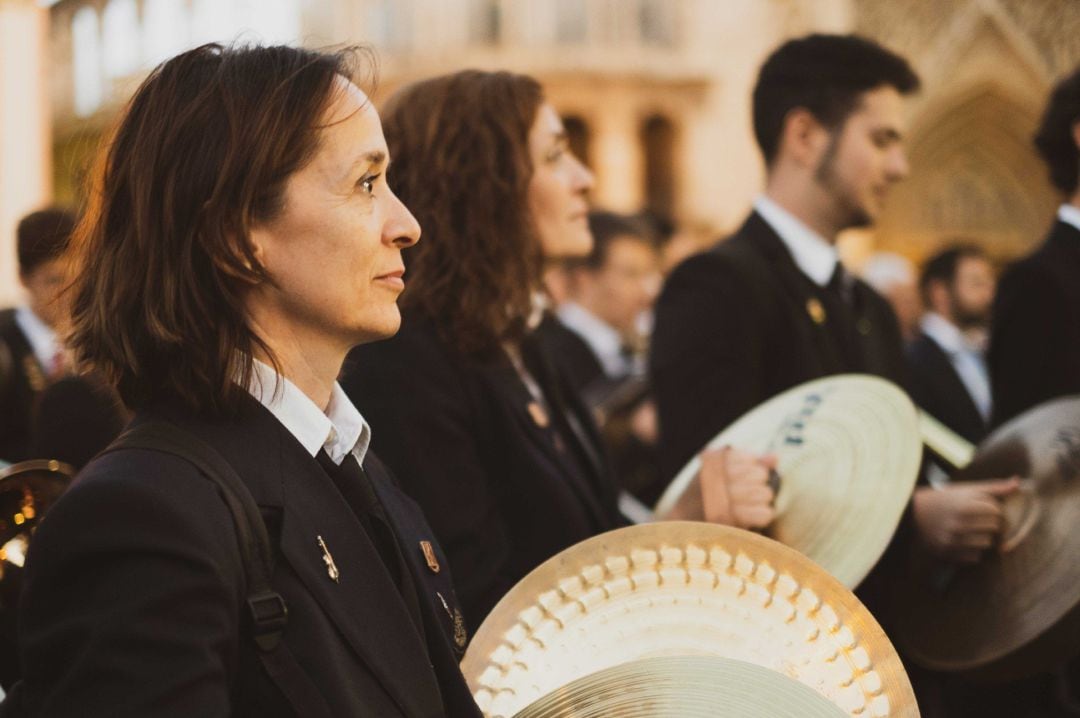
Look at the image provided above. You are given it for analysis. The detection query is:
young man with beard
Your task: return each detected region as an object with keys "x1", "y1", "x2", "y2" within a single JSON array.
[
  {"x1": 907, "y1": 245, "x2": 996, "y2": 445},
  {"x1": 651, "y1": 33, "x2": 1017, "y2": 581}
]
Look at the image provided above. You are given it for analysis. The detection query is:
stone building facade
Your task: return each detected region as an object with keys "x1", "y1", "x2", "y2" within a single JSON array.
[{"x1": 2, "y1": 0, "x2": 1078, "y2": 304}]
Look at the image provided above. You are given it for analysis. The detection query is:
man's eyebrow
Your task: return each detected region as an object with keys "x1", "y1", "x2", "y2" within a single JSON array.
[{"x1": 875, "y1": 127, "x2": 903, "y2": 142}]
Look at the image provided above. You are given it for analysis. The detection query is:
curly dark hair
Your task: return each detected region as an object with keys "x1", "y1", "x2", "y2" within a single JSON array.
[
  {"x1": 67, "y1": 43, "x2": 372, "y2": 414},
  {"x1": 1034, "y1": 65, "x2": 1080, "y2": 195},
  {"x1": 382, "y1": 70, "x2": 545, "y2": 356}
]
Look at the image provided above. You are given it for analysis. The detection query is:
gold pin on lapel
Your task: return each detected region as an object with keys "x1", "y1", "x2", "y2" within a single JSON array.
[
  {"x1": 806, "y1": 297, "x2": 827, "y2": 325},
  {"x1": 317, "y1": 535, "x2": 340, "y2": 583},
  {"x1": 420, "y1": 540, "x2": 440, "y2": 573},
  {"x1": 527, "y1": 401, "x2": 550, "y2": 429}
]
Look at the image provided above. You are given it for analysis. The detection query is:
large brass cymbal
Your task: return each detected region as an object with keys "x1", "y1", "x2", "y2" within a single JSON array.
[
  {"x1": 654, "y1": 375, "x2": 921, "y2": 588},
  {"x1": 895, "y1": 395, "x2": 1080, "y2": 677},
  {"x1": 463, "y1": 522, "x2": 918, "y2": 718},
  {"x1": 515, "y1": 655, "x2": 848, "y2": 718}
]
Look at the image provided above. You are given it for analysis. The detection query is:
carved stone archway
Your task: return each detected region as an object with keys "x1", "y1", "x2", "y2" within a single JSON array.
[{"x1": 875, "y1": 82, "x2": 1059, "y2": 264}]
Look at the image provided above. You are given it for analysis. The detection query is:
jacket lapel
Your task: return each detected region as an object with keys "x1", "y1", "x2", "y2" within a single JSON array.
[
  {"x1": 743, "y1": 214, "x2": 847, "y2": 374},
  {"x1": 486, "y1": 356, "x2": 611, "y2": 527},
  {"x1": 172, "y1": 401, "x2": 444, "y2": 718}
]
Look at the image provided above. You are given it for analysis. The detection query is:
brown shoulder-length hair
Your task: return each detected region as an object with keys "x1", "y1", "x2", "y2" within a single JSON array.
[
  {"x1": 67, "y1": 43, "x2": 371, "y2": 414},
  {"x1": 382, "y1": 70, "x2": 544, "y2": 356}
]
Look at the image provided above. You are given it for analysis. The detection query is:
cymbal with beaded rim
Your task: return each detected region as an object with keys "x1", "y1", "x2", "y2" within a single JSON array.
[{"x1": 462, "y1": 522, "x2": 918, "y2": 718}]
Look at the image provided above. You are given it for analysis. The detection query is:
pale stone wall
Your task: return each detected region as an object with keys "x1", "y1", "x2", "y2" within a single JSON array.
[{"x1": 0, "y1": 0, "x2": 52, "y2": 307}]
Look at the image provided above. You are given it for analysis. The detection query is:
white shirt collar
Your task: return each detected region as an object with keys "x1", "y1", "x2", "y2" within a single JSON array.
[
  {"x1": 13, "y1": 306, "x2": 58, "y2": 370},
  {"x1": 1057, "y1": 204, "x2": 1080, "y2": 233},
  {"x1": 556, "y1": 301, "x2": 626, "y2": 377},
  {"x1": 244, "y1": 358, "x2": 371, "y2": 466},
  {"x1": 753, "y1": 195, "x2": 839, "y2": 286},
  {"x1": 920, "y1": 312, "x2": 970, "y2": 355}
]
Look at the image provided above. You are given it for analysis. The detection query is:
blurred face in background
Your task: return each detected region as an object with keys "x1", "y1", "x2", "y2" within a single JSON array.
[
  {"x1": 949, "y1": 255, "x2": 995, "y2": 329},
  {"x1": 527, "y1": 103, "x2": 595, "y2": 260},
  {"x1": 21, "y1": 258, "x2": 69, "y2": 330},
  {"x1": 574, "y1": 236, "x2": 662, "y2": 337}
]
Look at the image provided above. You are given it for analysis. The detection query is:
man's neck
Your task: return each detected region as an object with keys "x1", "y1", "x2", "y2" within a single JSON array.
[{"x1": 763, "y1": 184, "x2": 840, "y2": 243}]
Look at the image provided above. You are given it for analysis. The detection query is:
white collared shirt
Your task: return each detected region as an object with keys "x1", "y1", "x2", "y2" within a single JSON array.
[
  {"x1": 920, "y1": 312, "x2": 993, "y2": 422},
  {"x1": 1058, "y1": 203, "x2": 1080, "y2": 233},
  {"x1": 13, "y1": 306, "x2": 58, "y2": 371},
  {"x1": 244, "y1": 359, "x2": 371, "y2": 466},
  {"x1": 556, "y1": 301, "x2": 632, "y2": 378},
  {"x1": 753, "y1": 195, "x2": 840, "y2": 287}
]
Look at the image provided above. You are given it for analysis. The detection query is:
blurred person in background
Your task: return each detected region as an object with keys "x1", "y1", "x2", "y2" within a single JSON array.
[
  {"x1": 538, "y1": 210, "x2": 666, "y2": 505},
  {"x1": 341, "y1": 69, "x2": 777, "y2": 629},
  {"x1": 0, "y1": 209, "x2": 75, "y2": 464},
  {"x1": 862, "y1": 251, "x2": 922, "y2": 342},
  {"x1": 543, "y1": 210, "x2": 661, "y2": 391},
  {"x1": 989, "y1": 64, "x2": 1080, "y2": 427},
  {"x1": 906, "y1": 244, "x2": 996, "y2": 445}
]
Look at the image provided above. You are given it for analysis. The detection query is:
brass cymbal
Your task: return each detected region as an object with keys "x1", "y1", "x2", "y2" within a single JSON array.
[
  {"x1": 895, "y1": 395, "x2": 1080, "y2": 677},
  {"x1": 463, "y1": 522, "x2": 918, "y2": 718},
  {"x1": 654, "y1": 375, "x2": 921, "y2": 588},
  {"x1": 515, "y1": 655, "x2": 848, "y2": 718}
]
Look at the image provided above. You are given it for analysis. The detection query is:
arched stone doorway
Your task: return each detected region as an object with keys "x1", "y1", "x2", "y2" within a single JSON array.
[{"x1": 875, "y1": 83, "x2": 1059, "y2": 264}]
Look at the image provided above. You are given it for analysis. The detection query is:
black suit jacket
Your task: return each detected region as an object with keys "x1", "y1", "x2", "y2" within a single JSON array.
[
  {"x1": 989, "y1": 219, "x2": 1080, "y2": 426},
  {"x1": 12, "y1": 399, "x2": 480, "y2": 717},
  {"x1": 341, "y1": 319, "x2": 625, "y2": 628},
  {"x1": 650, "y1": 212, "x2": 907, "y2": 480},
  {"x1": 906, "y1": 331, "x2": 989, "y2": 444},
  {"x1": 533, "y1": 314, "x2": 606, "y2": 395},
  {"x1": 0, "y1": 309, "x2": 45, "y2": 463}
]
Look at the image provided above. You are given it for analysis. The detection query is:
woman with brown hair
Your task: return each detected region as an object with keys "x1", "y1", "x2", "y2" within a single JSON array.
[
  {"x1": 341, "y1": 70, "x2": 775, "y2": 629},
  {"x1": 6, "y1": 44, "x2": 480, "y2": 717}
]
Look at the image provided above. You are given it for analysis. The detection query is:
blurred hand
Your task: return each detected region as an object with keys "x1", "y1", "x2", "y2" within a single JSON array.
[
  {"x1": 912, "y1": 478, "x2": 1020, "y2": 563},
  {"x1": 698, "y1": 447, "x2": 777, "y2": 529}
]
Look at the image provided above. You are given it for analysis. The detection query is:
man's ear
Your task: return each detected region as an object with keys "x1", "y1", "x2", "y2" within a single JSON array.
[{"x1": 778, "y1": 107, "x2": 831, "y2": 169}]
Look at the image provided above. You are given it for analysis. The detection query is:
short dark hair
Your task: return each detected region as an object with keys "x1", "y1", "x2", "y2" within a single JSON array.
[
  {"x1": 67, "y1": 43, "x2": 371, "y2": 414},
  {"x1": 17, "y1": 208, "x2": 76, "y2": 275},
  {"x1": 918, "y1": 243, "x2": 987, "y2": 307},
  {"x1": 752, "y1": 34, "x2": 920, "y2": 165},
  {"x1": 568, "y1": 210, "x2": 656, "y2": 272},
  {"x1": 1034, "y1": 65, "x2": 1080, "y2": 195}
]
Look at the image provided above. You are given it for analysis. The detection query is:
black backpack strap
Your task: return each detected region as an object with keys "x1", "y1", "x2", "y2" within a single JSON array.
[{"x1": 107, "y1": 421, "x2": 333, "y2": 718}]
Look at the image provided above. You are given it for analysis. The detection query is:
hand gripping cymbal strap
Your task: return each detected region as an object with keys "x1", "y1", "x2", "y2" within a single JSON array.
[{"x1": 106, "y1": 421, "x2": 334, "y2": 718}]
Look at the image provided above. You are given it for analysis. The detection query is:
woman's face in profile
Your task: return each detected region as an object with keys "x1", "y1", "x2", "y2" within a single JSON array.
[
  {"x1": 526, "y1": 103, "x2": 595, "y2": 261},
  {"x1": 247, "y1": 78, "x2": 421, "y2": 354}
]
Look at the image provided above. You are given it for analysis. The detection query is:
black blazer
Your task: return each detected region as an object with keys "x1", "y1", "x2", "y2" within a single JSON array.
[
  {"x1": 650, "y1": 212, "x2": 907, "y2": 480},
  {"x1": 341, "y1": 319, "x2": 625, "y2": 628},
  {"x1": 12, "y1": 399, "x2": 480, "y2": 717},
  {"x1": 533, "y1": 314, "x2": 606, "y2": 395},
  {"x1": 0, "y1": 309, "x2": 45, "y2": 463},
  {"x1": 988, "y1": 219, "x2": 1080, "y2": 426},
  {"x1": 906, "y1": 331, "x2": 989, "y2": 444}
]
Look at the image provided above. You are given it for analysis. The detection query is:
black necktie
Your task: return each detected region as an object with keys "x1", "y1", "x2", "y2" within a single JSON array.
[
  {"x1": 822, "y1": 264, "x2": 863, "y2": 369},
  {"x1": 315, "y1": 450, "x2": 399, "y2": 584}
]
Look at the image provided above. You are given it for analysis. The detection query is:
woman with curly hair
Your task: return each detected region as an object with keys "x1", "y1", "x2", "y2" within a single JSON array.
[{"x1": 341, "y1": 70, "x2": 775, "y2": 629}]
